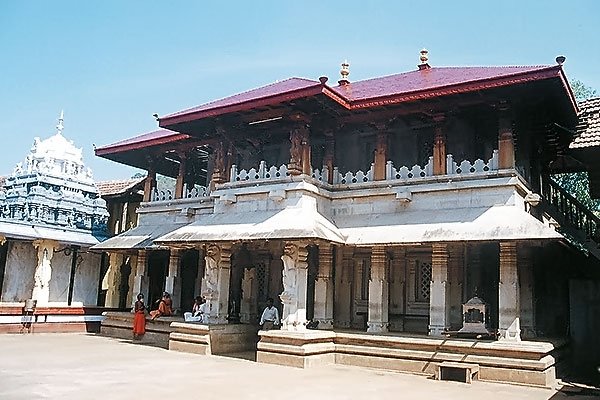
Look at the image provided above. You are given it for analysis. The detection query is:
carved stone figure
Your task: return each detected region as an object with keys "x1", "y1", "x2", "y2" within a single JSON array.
[{"x1": 204, "y1": 244, "x2": 221, "y2": 295}]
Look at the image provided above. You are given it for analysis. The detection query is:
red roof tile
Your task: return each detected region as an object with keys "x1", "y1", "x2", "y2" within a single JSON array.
[
  {"x1": 332, "y1": 65, "x2": 559, "y2": 106},
  {"x1": 96, "y1": 178, "x2": 145, "y2": 197},
  {"x1": 161, "y1": 77, "x2": 322, "y2": 125},
  {"x1": 571, "y1": 97, "x2": 600, "y2": 149},
  {"x1": 95, "y1": 129, "x2": 189, "y2": 155}
]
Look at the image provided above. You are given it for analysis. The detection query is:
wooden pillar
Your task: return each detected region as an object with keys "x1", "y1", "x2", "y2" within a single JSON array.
[
  {"x1": 314, "y1": 243, "x2": 334, "y2": 329},
  {"x1": 324, "y1": 131, "x2": 335, "y2": 184},
  {"x1": 211, "y1": 141, "x2": 228, "y2": 185},
  {"x1": 373, "y1": 129, "x2": 388, "y2": 181},
  {"x1": 498, "y1": 103, "x2": 515, "y2": 169},
  {"x1": 165, "y1": 249, "x2": 182, "y2": 311},
  {"x1": 432, "y1": 114, "x2": 446, "y2": 175},
  {"x1": 174, "y1": 153, "x2": 187, "y2": 199},
  {"x1": 429, "y1": 243, "x2": 449, "y2": 336},
  {"x1": 499, "y1": 241, "x2": 521, "y2": 341},
  {"x1": 368, "y1": 246, "x2": 389, "y2": 332},
  {"x1": 142, "y1": 168, "x2": 156, "y2": 202},
  {"x1": 288, "y1": 125, "x2": 310, "y2": 176}
]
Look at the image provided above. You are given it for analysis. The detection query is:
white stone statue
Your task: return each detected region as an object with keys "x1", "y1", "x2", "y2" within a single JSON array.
[{"x1": 204, "y1": 244, "x2": 220, "y2": 295}]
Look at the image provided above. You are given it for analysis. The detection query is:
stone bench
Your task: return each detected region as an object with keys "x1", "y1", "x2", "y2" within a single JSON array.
[{"x1": 437, "y1": 361, "x2": 480, "y2": 384}]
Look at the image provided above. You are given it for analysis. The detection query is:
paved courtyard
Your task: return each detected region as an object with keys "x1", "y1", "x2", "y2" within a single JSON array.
[{"x1": 0, "y1": 333, "x2": 597, "y2": 400}]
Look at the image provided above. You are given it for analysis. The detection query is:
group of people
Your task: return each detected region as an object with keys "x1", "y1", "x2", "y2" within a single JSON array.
[{"x1": 132, "y1": 293, "x2": 281, "y2": 340}]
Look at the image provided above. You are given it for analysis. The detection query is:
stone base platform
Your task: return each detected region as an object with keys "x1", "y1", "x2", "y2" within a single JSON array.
[
  {"x1": 0, "y1": 303, "x2": 106, "y2": 334},
  {"x1": 169, "y1": 322, "x2": 259, "y2": 356},
  {"x1": 100, "y1": 311, "x2": 178, "y2": 348},
  {"x1": 257, "y1": 330, "x2": 566, "y2": 388}
]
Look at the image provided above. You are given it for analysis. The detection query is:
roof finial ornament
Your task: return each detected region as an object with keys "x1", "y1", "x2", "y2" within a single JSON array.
[
  {"x1": 418, "y1": 48, "x2": 431, "y2": 70},
  {"x1": 555, "y1": 55, "x2": 566, "y2": 66},
  {"x1": 338, "y1": 60, "x2": 350, "y2": 86},
  {"x1": 56, "y1": 110, "x2": 64, "y2": 135}
]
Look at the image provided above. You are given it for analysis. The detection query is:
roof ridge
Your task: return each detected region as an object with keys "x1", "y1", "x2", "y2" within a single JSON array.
[{"x1": 167, "y1": 77, "x2": 319, "y2": 117}]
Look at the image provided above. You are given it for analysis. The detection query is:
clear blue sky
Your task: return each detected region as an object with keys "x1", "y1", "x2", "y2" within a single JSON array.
[{"x1": 1, "y1": 0, "x2": 599, "y2": 181}]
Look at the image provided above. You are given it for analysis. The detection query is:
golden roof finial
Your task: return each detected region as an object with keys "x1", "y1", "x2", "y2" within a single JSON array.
[
  {"x1": 418, "y1": 49, "x2": 431, "y2": 70},
  {"x1": 338, "y1": 60, "x2": 350, "y2": 85}
]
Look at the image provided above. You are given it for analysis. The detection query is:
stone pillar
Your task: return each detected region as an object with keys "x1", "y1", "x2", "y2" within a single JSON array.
[
  {"x1": 174, "y1": 153, "x2": 187, "y2": 199},
  {"x1": 373, "y1": 130, "x2": 388, "y2": 181},
  {"x1": 334, "y1": 247, "x2": 352, "y2": 328},
  {"x1": 104, "y1": 252, "x2": 124, "y2": 308},
  {"x1": 432, "y1": 115, "x2": 446, "y2": 175},
  {"x1": 164, "y1": 249, "x2": 182, "y2": 311},
  {"x1": 389, "y1": 248, "x2": 406, "y2": 331},
  {"x1": 143, "y1": 169, "x2": 156, "y2": 202},
  {"x1": 314, "y1": 244, "x2": 334, "y2": 329},
  {"x1": 31, "y1": 239, "x2": 57, "y2": 305},
  {"x1": 368, "y1": 246, "x2": 389, "y2": 333},
  {"x1": 279, "y1": 242, "x2": 309, "y2": 331},
  {"x1": 202, "y1": 243, "x2": 232, "y2": 324},
  {"x1": 131, "y1": 250, "x2": 149, "y2": 307},
  {"x1": 240, "y1": 267, "x2": 257, "y2": 324},
  {"x1": 324, "y1": 131, "x2": 335, "y2": 184},
  {"x1": 498, "y1": 103, "x2": 515, "y2": 169},
  {"x1": 499, "y1": 241, "x2": 521, "y2": 341},
  {"x1": 429, "y1": 243, "x2": 449, "y2": 336},
  {"x1": 519, "y1": 245, "x2": 536, "y2": 338},
  {"x1": 448, "y1": 244, "x2": 464, "y2": 329}
]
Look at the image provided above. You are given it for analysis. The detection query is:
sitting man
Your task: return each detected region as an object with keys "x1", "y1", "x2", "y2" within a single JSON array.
[
  {"x1": 184, "y1": 296, "x2": 207, "y2": 323},
  {"x1": 149, "y1": 292, "x2": 173, "y2": 321}
]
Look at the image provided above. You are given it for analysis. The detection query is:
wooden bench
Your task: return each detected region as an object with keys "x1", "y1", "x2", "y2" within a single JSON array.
[{"x1": 437, "y1": 362, "x2": 479, "y2": 384}]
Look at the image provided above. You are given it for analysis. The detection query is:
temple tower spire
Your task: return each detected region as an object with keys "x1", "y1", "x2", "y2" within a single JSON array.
[{"x1": 56, "y1": 110, "x2": 64, "y2": 135}]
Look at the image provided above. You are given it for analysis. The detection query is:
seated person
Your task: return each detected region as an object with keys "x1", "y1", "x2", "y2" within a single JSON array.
[
  {"x1": 149, "y1": 292, "x2": 173, "y2": 320},
  {"x1": 184, "y1": 296, "x2": 207, "y2": 323}
]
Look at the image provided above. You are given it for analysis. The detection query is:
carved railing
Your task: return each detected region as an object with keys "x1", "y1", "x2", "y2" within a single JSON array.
[
  {"x1": 151, "y1": 188, "x2": 174, "y2": 202},
  {"x1": 446, "y1": 150, "x2": 499, "y2": 175},
  {"x1": 311, "y1": 166, "x2": 329, "y2": 183},
  {"x1": 541, "y1": 175, "x2": 600, "y2": 243},
  {"x1": 150, "y1": 185, "x2": 208, "y2": 202},
  {"x1": 331, "y1": 163, "x2": 375, "y2": 185},
  {"x1": 386, "y1": 157, "x2": 433, "y2": 180},
  {"x1": 184, "y1": 185, "x2": 208, "y2": 199},
  {"x1": 229, "y1": 162, "x2": 290, "y2": 182}
]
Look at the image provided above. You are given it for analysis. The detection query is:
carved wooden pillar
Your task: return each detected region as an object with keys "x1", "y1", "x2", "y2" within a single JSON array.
[
  {"x1": 279, "y1": 241, "x2": 309, "y2": 330},
  {"x1": 202, "y1": 243, "x2": 232, "y2": 324},
  {"x1": 432, "y1": 114, "x2": 446, "y2": 175},
  {"x1": 499, "y1": 241, "x2": 521, "y2": 341},
  {"x1": 324, "y1": 131, "x2": 335, "y2": 184},
  {"x1": 314, "y1": 243, "x2": 334, "y2": 329},
  {"x1": 288, "y1": 126, "x2": 311, "y2": 176},
  {"x1": 175, "y1": 152, "x2": 187, "y2": 199},
  {"x1": 373, "y1": 128, "x2": 388, "y2": 181},
  {"x1": 368, "y1": 246, "x2": 389, "y2": 332},
  {"x1": 131, "y1": 250, "x2": 149, "y2": 308},
  {"x1": 165, "y1": 249, "x2": 181, "y2": 311},
  {"x1": 143, "y1": 166, "x2": 156, "y2": 202},
  {"x1": 498, "y1": 103, "x2": 515, "y2": 169},
  {"x1": 429, "y1": 243, "x2": 449, "y2": 336},
  {"x1": 211, "y1": 141, "x2": 228, "y2": 185}
]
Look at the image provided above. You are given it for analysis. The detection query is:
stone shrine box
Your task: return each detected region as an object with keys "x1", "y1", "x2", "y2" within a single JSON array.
[{"x1": 458, "y1": 296, "x2": 492, "y2": 338}]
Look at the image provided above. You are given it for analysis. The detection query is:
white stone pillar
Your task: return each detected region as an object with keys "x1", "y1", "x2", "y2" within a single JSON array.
[
  {"x1": 279, "y1": 242, "x2": 309, "y2": 331},
  {"x1": 202, "y1": 243, "x2": 232, "y2": 324},
  {"x1": 448, "y1": 244, "x2": 464, "y2": 329},
  {"x1": 131, "y1": 250, "x2": 149, "y2": 308},
  {"x1": 104, "y1": 252, "x2": 123, "y2": 308},
  {"x1": 389, "y1": 248, "x2": 406, "y2": 331},
  {"x1": 519, "y1": 246, "x2": 535, "y2": 338},
  {"x1": 164, "y1": 249, "x2": 182, "y2": 311},
  {"x1": 314, "y1": 243, "x2": 334, "y2": 329},
  {"x1": 367, "y1": 246, "x2": 389, "y2": 333},
  {"x1": 334, "y1": 247, "x2": 352, "y2": 328},
  {"x1": 429, "y1": 243, "x2": 449, "y2": 336},
  {"x1": 240, "y1": 267, "x2": 257, "y2": 324},
  {"x1": 32, "y1": 239, "x2": 58, "y2": 306},
  {"x1": 499, "y1": 241, "x2": 521, "y2": 341}
]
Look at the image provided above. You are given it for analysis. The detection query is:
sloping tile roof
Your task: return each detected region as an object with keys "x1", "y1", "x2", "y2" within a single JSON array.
[
  {"x1": 95, "y1": 129, "x2": 189, "y2": 155},
  {"x1": 571, "y1": 97, "x2": 600, "y2": 149},
  {"x1": 331, "y1": 65, "x2": 557, "y2": 104},
  {"x1": 96, "y1": 178, "x2": 145, "y2": 197},
  {"x1": 163, "y1": 77, "x2": 321, "y2": 120}
]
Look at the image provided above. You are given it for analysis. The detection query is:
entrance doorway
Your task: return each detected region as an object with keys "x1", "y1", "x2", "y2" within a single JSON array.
[
  {"x1": 179, "y1": 250, "x2": 199, "y2": 314},
  {"x1": 147, "y1": 251, "x2": 169, "y2": 309}
]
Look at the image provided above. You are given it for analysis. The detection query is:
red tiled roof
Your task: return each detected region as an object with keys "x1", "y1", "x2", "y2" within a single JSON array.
[
  {"x1": 161, "y1": 77, "x2": 322, "y2": 125},
  {"x1": 571, "y1": 97, "x2": 600, "y2": 149},
  {"x1": 96, "y1": 178, "x2": 145, "y2": 197},
  {"x1": 95, "y1": 129, "x2": 189, "y2": 155},
  {"x1": 332, "y1": 66, "x2": 558, "y2": 105}
]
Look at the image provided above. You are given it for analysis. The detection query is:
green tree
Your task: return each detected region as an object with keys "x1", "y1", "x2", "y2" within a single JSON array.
[{"x1": 551, "y1": 80, "x2": 600, "y2": 214}]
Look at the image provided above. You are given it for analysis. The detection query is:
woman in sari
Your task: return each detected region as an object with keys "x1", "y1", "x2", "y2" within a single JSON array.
[
  {"x1": 150, "y1": 292, "x2": 173, "y2": 320},
  {"x1": 132, "y1": 293, "x2": 146, "y2": 339}
]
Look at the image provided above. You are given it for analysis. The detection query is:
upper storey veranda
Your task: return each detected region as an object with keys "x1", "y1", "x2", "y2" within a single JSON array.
[{"x1": 96, "y1": 53, "x2": 579, "y2": 202}]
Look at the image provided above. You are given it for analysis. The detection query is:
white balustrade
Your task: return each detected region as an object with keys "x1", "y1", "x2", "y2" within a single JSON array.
[
  {"x1": 184, "y1": 185, "x2": 208, "y2": 198},
  {"x1": 332, "y1": 163, "x2": 375, "y2": 185},
  {"x1": 386, "y1": 157, "x2": 433, "y2": 180},
  {"x1": 230, "y1": 162, "x2": 290, "y2": 182},
  {"x1": 311, "y1": 166, "x2": 329, "y2": 183},
  {"x1": 151, "y1": 188, "x2": 174, "y2": 202},
  {"x1": 446, "y1": 150, "x2": 498, "y2": 175}
]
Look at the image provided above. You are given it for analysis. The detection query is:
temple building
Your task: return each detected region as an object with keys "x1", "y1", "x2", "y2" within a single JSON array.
[
  {"x1": 94, "y1": 52, "x2": 600, "y2": 386},
  {"x1": 0, "y1": 112, "x2": 109, "y2": 332}
]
